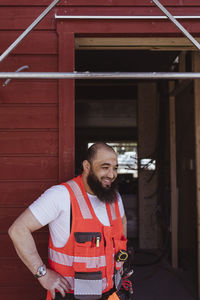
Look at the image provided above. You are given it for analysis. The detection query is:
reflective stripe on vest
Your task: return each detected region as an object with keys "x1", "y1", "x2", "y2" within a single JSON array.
[
  {"x1": 109, "y1": 202, "x2": 117, "y2": 220},
  {"x1": 74, "y1": 271, "x2": 103, "y2": 299},
  {"x1": 67, "y1": 179, "x2": 117, "y2": 222},
  {"x1": 67, "y1": 180, "x2": 93, "y2": 219},
  {"x1": 74, "y1": 278, "x2": 102, "y2": 298},
  {"x1": 49, "y1": 248, "x2": 106, "y2": 268},
  {"x1": 63, "y1": 276, "x2": 108, "y2": 291}
]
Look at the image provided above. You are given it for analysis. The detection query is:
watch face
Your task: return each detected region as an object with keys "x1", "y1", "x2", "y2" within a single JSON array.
[{"x1": 37, "y1": 265, "x2": 46, "y2": 277}]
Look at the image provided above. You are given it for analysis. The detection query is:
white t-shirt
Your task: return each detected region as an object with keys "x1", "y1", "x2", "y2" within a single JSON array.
[{"x1": 29, "y1": 184, "x2": 125, "y2": 248}]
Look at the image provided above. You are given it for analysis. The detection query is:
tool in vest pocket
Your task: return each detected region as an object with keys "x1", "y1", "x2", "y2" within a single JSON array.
[
  {"x1": 96, "y1": 236, "x2": 100, "y2": 247},
  {"x1": 116, "y1": 250, "x2": 128, "y2": 262}
]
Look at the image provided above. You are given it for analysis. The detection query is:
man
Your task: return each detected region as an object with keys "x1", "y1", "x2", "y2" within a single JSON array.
[{"x1": 9, "y1": 142, "x2": 127, "y2": 300}]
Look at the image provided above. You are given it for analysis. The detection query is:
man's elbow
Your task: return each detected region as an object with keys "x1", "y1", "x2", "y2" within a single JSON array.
[
  {"x1": 8, "y1": 223, "x2": 17, "y2": 241},
  {"x1": 8, "y1": 221, "x2": 24, "y2": 242}
]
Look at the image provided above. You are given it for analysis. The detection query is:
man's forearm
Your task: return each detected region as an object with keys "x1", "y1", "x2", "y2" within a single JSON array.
[
  {"x1": 8, "y1": 219, "x2": 44, "y2": 275},
  {"x1": 8, "y1": 208, "x2": 71, "y2": 299}
]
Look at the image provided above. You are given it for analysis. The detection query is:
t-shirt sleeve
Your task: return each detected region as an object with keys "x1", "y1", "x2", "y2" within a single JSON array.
[
  {"x1": 117, "y1": 193, "x2": 125, "y2": 218},
  {"x1": 29, "y1": 185, "x2": 70, "y2": 226}
]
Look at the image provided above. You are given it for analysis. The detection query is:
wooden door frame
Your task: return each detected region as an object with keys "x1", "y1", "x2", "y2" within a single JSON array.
[
  {"x1": 56, "y1": 16, "x2": 180, "y2": 251},
  {"x1": 56, "y1": 17, "x2": 197, "y2": 180},
  {"x1": 57, "y1": 27, "x2": 75, "y2": 182},
  {"x1": 56, "y1": 20, "x2": 195, "y2": 281}
]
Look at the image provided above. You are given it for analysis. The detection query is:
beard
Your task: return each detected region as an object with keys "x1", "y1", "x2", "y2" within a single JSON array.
[{"x1": 87, "y1": 168, "x2": 118, "y2": 203}]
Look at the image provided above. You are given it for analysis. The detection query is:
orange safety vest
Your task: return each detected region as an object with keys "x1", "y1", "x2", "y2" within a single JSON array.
[{"x1": 46, "y1": 175, "x2": 127, "y2": 300}]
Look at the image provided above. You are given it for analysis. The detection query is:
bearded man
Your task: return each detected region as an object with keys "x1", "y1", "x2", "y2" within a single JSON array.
[{"x1": 8, "y1": 143, "x2": 127, "y2": 300}]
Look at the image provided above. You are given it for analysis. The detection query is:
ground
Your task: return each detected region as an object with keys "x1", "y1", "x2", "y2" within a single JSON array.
[{"x1": 129, "y1": 254, "x2": 196, "y2": 300}]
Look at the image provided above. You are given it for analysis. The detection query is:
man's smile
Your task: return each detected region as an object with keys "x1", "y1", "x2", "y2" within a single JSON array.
[{"x1": 101, "y1": 178, "x2": 113, "y2": 187}]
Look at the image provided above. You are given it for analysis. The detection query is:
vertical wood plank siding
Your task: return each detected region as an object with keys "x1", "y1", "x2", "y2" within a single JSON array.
[{"x1": 0, "y1": 1, "x2": 200, "y2": 299}]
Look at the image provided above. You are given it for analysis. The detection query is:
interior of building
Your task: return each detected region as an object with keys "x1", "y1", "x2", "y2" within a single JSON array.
[{"x1": 75, "y1": 48, "x2": 197, "y2": 299}]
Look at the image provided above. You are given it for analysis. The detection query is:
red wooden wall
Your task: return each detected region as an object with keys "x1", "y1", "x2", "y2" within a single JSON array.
[{"x1": 0, "y1": 1, "x2": 200, "y2": 299}]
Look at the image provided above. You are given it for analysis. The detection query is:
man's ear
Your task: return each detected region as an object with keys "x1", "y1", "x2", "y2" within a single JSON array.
[{"x1": 82, "y1": 160, "x2": 91, "y2": 174}]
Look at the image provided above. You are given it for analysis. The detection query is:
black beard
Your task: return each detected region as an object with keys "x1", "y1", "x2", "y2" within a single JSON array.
[{"x1": 87, "y1": 169, "x2": 118, "y2": 203}]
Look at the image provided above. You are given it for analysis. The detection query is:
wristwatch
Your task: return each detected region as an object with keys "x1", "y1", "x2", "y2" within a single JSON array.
[{"x1": 34, "y1": 264, "x2": 47, "y2": 278}]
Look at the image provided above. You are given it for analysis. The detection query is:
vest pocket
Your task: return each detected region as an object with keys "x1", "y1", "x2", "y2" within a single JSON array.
[
  {"x1": 74, "y1": 232, "x2": 101, "y2": 244},
  {"x1": 74, "y1": 271, "x2": 103, "y2": 299},
  {"x1": 114, "y1": 235, "x2": 127, "y2": 255},
  {"x1": 113, "y1": 235, "x2": 127, "y2": 271},
  {"x1": 74, "y1": 232, "x2": 102, "y2": 257}
]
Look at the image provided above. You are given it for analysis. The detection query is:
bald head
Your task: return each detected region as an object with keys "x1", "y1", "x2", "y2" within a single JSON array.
[{"x1": 86, "y1": 143, "x2": 116, "y2": 163}]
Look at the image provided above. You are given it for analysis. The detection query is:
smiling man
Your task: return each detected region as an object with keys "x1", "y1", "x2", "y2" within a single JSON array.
[
  {"x1": 8, "y1": 142, "x2": 127, "y2": 300},
  {"x1": 83, "y1": 143, "x2": 119, "y2": 203}
]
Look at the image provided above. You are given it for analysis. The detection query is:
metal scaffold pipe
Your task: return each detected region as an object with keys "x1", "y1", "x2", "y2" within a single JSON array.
[
  {"x1": 0, "y1": 0, "x2": 60, "y2": 63},
  {"x1": 152, "y1": 0, "x2": 200, "y2": 51},
  {"x1": 1, "y1": 72, "x2": 200, "y2": 79},
  {"x1": 55, "y1": 15, "x2": 200, "y2": 20}
]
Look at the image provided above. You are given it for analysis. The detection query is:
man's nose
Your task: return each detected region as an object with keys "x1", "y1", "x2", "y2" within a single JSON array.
[{"x1": 107, "y1": 168, "x2": 115, "y2": 179}]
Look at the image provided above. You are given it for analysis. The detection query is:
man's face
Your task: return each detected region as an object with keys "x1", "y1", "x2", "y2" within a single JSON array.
[{"x1": 86, "y1": 148, "x2": 118, "y2": 203}]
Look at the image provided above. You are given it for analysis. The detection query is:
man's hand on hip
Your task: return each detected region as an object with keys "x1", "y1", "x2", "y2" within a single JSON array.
[{"x1": 38, "y1": 268, "x2": 71, "y2": 299}]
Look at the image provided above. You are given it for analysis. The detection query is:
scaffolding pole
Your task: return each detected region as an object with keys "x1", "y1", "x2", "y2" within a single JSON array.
[
  {"x1": 1, "y1": 72, "x2": 200, "y2": 80},
  {"x1": 152, "y1": 0, "x2": 200, "y2": 51},
  {"x1": 55, "y1": 15, "x2": 200, "y2": 20},
  {"x1": 0, "y1": 0, "x2": 60, "y2": 63}
]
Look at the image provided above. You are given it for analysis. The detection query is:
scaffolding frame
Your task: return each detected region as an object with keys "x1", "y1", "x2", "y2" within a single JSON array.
[
  {"x1": 1, "y1": 0, "x2": 200, "y2": 63},
  {"x1": 152, "y1": 0, "x2": 200, "y2": 51},
  {"x1": 0, "y1": 72, "x2": 200, "y2": 80},
  {"x1": 0, "y1": 0, "x2": 61, "y2": 62},
  {"x1": 1, "y1": 1, "x2": 200, "y2": 294}
]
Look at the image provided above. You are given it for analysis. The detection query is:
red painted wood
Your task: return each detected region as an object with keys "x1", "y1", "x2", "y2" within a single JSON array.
[
  {"x1": 0, "y1": 157, "x2": 58, "y2": 180},
  {"x1": 63, "y1": 0, "x2": 200, "y2": 5},
  {"x1": 0, "y1": 131, "x2": 58, "y2": 155},
  {"x1": 56, "y1": 19, "x2": 200, "y2": 35},
  {"x1": 0, "y1": 7, "x2": 55, "y2": 30},
  {"x1": 0, "y1": 232, "x2": 48, "y2": 256},
  {"x1": 0, "y1": 257, "x2": 48, "y2": 285},
  {"x1": 0, "y1": 235, "x2": 18, "y2": 257},
  {"x1": 56, "y1": 6, "x2": 200, "y2": 16},
  {"x1": 0, "y1": 0, "x2": 199, "y2": 6},
  {"x1": 0, "y1": 105, "x2": 58, "y2": 129},
  {"x1": 0, "y1": 55, "x2": 57, "y2": 71},
  {"x1": 0, "y1": 181, "x2": 58, "y2": 207},
  {"x1": 0, "y1": 8, "x2": 56, "y2": 30},
  {"x1": 1, "y1": 286, "x2": 46, "y2": 300},
  {"x1": 0, "y1": 6, "x2": 200, "y2": 31},
  {"x1": 0, "y1": 207, "x2": 27, "y2": 232},
  {"x1": 0, "y1": 81, "x2": 58, "y2": 104},
  {"x1": 0, "y1": 207, "x2": 49, "y2": 233},
  {"x1": 57, "y1": 30, "x2": 75, "y2": 182},
  {"x1": 0, "y1": 31, "x2": 57, "y2": 54}
]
